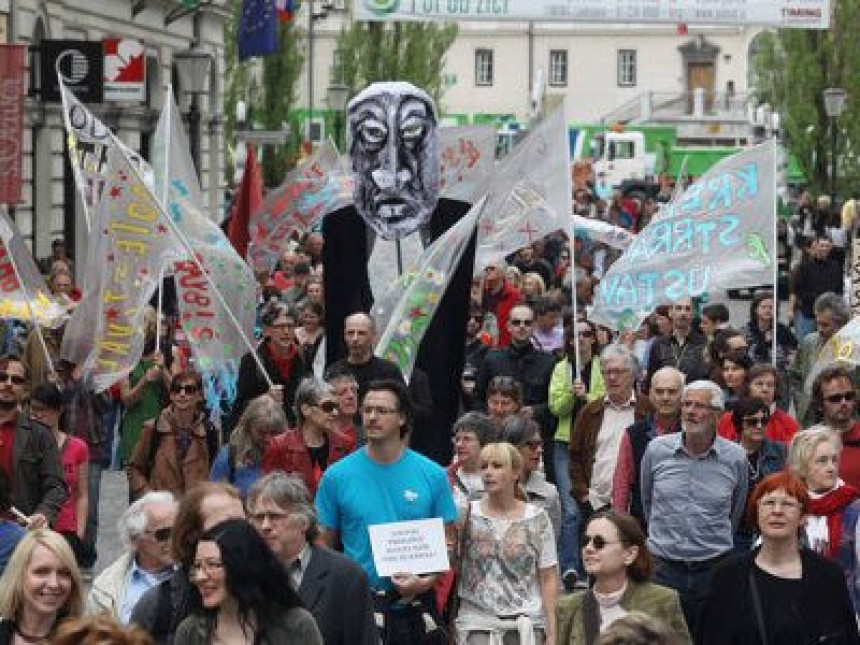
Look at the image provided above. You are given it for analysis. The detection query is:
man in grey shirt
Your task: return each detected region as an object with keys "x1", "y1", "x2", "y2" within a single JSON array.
[{"x1": 640, "y1": 379, "x2": 748, "y2": 640}]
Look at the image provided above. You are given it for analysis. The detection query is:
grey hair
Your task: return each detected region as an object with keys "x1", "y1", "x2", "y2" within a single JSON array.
[
  {"x1": 650, "y1": 366, "x2": 685, "y2": 391},
  {"x1": 294, "y1": 377, "x2": 334, "y2": 425},
  {"x1": 118, "y1": 491, "x2": 176, "y2": 551},
  {"x1": 814, "y1": 292, "x2": 850, "y2": 327},
  {"x1": 600, "y1": 343, "x2": 638, "y2": 374},
  {"x1": 230, "y1": 395, "x2": 287, "y2": 466},
  {"x1": 247, "y1": 472, "x2": 319, "y2": 542},
  {"x1": 788, "y1": 425, "x2": 840, "y2": 480},
  {"x1": 683, "y1": 380, "x2": 725, "y2": 410}
]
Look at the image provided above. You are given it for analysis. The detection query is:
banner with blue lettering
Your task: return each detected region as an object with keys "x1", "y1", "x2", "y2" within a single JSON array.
[{"x1": 590, "y1": 140, "x2": 776, "y2": 330}]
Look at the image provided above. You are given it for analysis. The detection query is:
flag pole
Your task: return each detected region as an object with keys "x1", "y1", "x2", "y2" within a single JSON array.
[
  {"x1": 771, "y1": 141, "x2": 779, "y2": 367},
  {"x1": 569, "y1": 216, "x2": 582, "y2": 371},
  {"x1": 7, "y1": 249, "x2": 55, "y2": 376},
  {"x1": 115, "y1": 138, "x2": 274, "y2": 390},
  {"x1": 154, "y1": 261, "x2": 166, "y2": 356}
]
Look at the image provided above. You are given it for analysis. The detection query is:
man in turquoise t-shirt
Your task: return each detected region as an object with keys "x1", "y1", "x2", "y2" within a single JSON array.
[{"x1": 316, "y1": 378, "x2": 457, "y2": 635}]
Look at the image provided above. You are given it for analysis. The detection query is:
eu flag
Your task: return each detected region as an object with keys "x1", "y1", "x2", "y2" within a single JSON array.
[{"x1": 238, "y1": 0, "x2": 279, "y2": 61}]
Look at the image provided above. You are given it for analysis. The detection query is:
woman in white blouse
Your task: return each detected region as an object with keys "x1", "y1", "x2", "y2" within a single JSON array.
[{"x1": 455, "y1": 441, "x2": 558, "y2": 644}]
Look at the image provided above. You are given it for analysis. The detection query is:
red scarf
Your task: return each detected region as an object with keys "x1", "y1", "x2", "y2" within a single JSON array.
[
  {"x1": 267, "y1": 343, "x2": 298, "y2": 383},
  {"x1": 807, "y1": 484, "x2": 860, "y2": 558}
]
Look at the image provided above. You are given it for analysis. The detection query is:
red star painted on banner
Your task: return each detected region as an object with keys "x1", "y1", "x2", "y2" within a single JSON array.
[
  {"x1": 138, "y1": 267, "x2": 149, "y2": 277},
  {"x1": 157, "y1": 225, "x2": 168, "y2": 234},
  {"x1": 409, "y1": 307, "x2": 423, "y2": 320},
  {"x1": 105, "y1": 308, "x2": 121, "y2": 322},
  {"x1": 109, "y1": 186, "x2": 122, "y2": 199},
  {"x1": 479, "y1": 220, "x2": 495, "y2": 237}
]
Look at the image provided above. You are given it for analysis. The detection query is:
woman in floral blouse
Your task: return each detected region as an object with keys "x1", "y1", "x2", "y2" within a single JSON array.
[{"x1": 455, "y1": 441, "x2": 558, "y2": 644}]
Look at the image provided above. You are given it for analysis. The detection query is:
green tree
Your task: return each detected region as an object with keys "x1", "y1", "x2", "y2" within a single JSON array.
[
  {"x1": 753, "y1": 0, "x2": 860, "y2": 197},
  {"x1": 335, "y1": 22, "x2": 458, "y2": 105},
  {"x1": 223, "y1": 2, "x2": 304, "y2": 187}
]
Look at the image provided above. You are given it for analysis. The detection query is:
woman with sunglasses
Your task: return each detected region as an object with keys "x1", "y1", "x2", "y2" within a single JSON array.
[
  {"x1": 175, "y1": 519, "x2": 322, "y2": 645},
  {"x1": 557, "y1": 510, "x2": 690, "y2": 644},
  {"x1": 455, "y1": 442, "x2": 558, "y2": 644},
  {"x1": 726, "y1": 397, "x2": 786, "y2": 552},
  {"x1": 210, "y1": 395, "x2": 287, "y2": 498},
  {"x1": 29, "y1": 384, "x2": 90, "y2": 566},
  {"x1": 263, "y1": 378, "x2": 354, "y2": 498},
  {"x1": 700, "y1": 472, "x2": 860, "y2": 644},
  {"x1": 788, "y1": 428, "x2": 860, "y2": 602},
  {"x1": 128, "y1": 371, "x2": 219, "y2": 501},
  {"x1": 717, "y1": 363, "x2": 799, "y2": 444}
]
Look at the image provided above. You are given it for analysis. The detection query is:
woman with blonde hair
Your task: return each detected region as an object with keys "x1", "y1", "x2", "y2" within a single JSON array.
[
  {"x1": 0, "y1": 529, "x2": 84, "y2": 643},
  {"x1": 210, "y1": 395, "x2": 287, "y2": 497},
  {"x1": 455, "y1": 441, "x2": 558, "y2": 644},
  {"x1": 53, "y1": 615, "x2": 153, "y2": 645}
]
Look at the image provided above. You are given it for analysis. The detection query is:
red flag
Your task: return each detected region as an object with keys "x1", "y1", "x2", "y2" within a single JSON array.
[
  {"x1": 0, "y1": 45, "x2": 27, "y2": 204},
  {"x1": 228, "y1": 145, "x2": 263, "y2": 259}
]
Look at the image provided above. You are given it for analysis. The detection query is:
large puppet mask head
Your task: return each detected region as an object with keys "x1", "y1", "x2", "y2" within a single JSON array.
[{"x1": 348, "y1": 82, "x2": 440, "y2": 240}]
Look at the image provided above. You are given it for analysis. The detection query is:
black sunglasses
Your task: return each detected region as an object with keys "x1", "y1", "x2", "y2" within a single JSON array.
[
  {"x1": 148, "y1": 527, "x2": 172, "y2": 542},
  {"x1": 742, "y1": 416, "x2": 769, "y2": 427},
  {"x1": 0, "y1": 372, "x2": 25, "y2": 385},
  {"x1": 581, "y1": 534, "x2": 621, "y2": 550},
  {"x1": 825, "y1": 391, "x2": 856, "y2": 404},
  {"x1": 171, "y1": 384, "x2": 199, "y2": 395},
  {"x1": 316, "y1": 400, "x2": 339, "y2": 414}
]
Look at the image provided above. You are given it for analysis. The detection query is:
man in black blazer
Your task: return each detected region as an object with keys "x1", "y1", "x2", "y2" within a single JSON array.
[{"x1": 248, "y1": 472, "x2": 378, "y2": 645}]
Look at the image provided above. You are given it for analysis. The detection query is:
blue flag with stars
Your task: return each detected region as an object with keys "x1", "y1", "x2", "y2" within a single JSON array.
[{"x1": 239, "y1": 0, "x2": 279, "y2": 61}]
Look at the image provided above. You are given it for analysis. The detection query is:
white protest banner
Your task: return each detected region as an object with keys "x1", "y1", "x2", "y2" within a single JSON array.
[
  {"x1": 590, "y1": 140, "x2": 777, "y2": 331},
  {"x1": 475, "y1": 104, "x2": 571, "y2": 269},
  {"x1": 572, "y1": 215, "x2": 635, "y2": 251},
  {"x1": 438, "y1": 125, "x2": 496, "y2": 203},
  {"x1": 369, "y1": 518, "x2": 450, "y2": 578},
  {"x1": 805, "y1": 317, "x2": 860, "y2": 390}
]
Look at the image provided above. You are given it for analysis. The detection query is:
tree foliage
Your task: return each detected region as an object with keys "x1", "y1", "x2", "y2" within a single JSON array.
[
  {"x1": 753, "y1": 0, "x2": 860, "y2": 197},
  {"x1": 335, "y1": 21, "x2": 458, "y2": 105},
  {"x1": 223, "y1": 1, "x2": 304, "y2": 188}
]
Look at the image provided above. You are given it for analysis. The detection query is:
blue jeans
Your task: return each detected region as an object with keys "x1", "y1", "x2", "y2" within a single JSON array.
[
  {"x1": 794, "y1": 311, "x2": 816, "y2": 342},
  {"x1": 654, "y1": 556, "x2": 723, "y2": 640},
  {"x1": 553, "y1": 440, "x2": 582, "y2": 575}
]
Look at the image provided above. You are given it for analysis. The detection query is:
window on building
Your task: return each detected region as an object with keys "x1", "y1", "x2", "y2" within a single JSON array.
[
  {"x1": 617, "y1": 49, "x2": 637, "y2": 87},
  {"x1": 549, "y1": 50, "x2": 568, "y2": 86},
  {"x1": 475, "y1": 49, "x2": 493, "y2": 86}
]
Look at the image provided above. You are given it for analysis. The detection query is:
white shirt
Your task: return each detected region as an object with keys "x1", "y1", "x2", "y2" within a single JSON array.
[{"x1": 589, "y1": 396, "x2": 635, "y2": 508}]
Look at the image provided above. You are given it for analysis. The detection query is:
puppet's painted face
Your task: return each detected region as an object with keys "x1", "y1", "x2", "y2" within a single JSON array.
[{"x1": 348, "y1": 82, "x2": 439, "y2": 240}]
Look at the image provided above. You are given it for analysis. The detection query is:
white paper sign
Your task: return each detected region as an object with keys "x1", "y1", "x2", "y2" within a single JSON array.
[{"x1": 368, "y1": 518, "x2": 450, "y2": 577}]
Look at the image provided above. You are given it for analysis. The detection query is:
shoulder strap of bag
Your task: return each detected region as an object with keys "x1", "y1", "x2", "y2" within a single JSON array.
[
  {"x1": 748, "y1": 568, "x2": 769, "y2": 645},
  {"x1": 583, "y1": 590, "x2": 601, "y2": 645}
]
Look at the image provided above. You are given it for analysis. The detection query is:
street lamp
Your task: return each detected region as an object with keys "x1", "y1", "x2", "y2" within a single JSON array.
[
  {"x1": 823, "y1": 87, "x2": 847, "y2": 218},
  {"x1": 326, "y1": 82, "x2": 349, "y2": 150},
  {"x1": 174, "y1": 44, "x2": 213, "y2": 179}
]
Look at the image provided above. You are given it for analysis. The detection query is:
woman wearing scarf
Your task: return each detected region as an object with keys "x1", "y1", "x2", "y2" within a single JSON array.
[{"x1": 788, "y1": 426, "x2": 860, "y2": 613}]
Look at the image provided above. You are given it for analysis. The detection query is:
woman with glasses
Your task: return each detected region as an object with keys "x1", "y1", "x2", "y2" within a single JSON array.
[
  {"x1": 726, "y1": 397, "x2": 786, "y2": 552},
  {"x1": 127, "y1": 371, "x2": 219, "y2": 500},
  {"x1": 455, "y1": 442, "x2": 558, "y2": 644},
  {"x1": 502, "y1": 414, "x2": 561, "y2": 541},
  {"x1": 717, "y1": 363, "x2": 799, "y2": 444},
  {"x1": 700, "y1": 472, "x2": 860, "y2": 644},
  {"x1": 175, "y1": 519, "x2": 322, "y2": 644},
  {"x1": 787, "y1": 428, "x2": 860, "y2": 611},
  {"x1": 210, "y1": 395, "x2": 287, "y2": 498},
  {"x1": 557, "y1": 510, "x2": 690, "y2": 644},
  {"x1": 28, "y1": 384, "x2": 90, "y2": 566},
  {"x1": 263, "y1": 378, "x2": 354, "y2": 498},
  {"x1": 0, "y1": 529, "x2": 84, "y2": 644}
]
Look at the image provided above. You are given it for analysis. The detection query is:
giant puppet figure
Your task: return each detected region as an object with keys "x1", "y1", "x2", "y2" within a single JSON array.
[{"x1": 323, "y1": 82, "x2": 476, "y2": 464}]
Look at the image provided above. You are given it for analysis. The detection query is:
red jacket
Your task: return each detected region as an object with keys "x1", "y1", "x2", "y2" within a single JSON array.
[
  {"x1": 717, "y1": 408, "x2": 799, "y2": 444},
  {"x1": 840, "y1": 422, "x2": 860, "y2": 491},
  {"x1": 262, "y1": 428, "x2": 354, "y2": 497}
]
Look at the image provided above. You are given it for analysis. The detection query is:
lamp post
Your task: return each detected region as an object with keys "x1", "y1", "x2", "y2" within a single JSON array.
[
  {"x1": 823, "y1": 87, "x2": 847, "y2": 218},
  {"x1": 173, "y1": 44, "x2": 213, "y2": 179},
  {"x1": 326, "y1": 82, "x2": 349, "y2": 150}
]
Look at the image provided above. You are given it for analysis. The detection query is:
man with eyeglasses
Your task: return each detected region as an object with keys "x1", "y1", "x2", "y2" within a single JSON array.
[
  {"x1": 640, "y1": 380, "x2": 748, "y2": 638},
  {"x1": 316, "y1": 379, "x2": 457, "y2": 644},
  {"x1": 87, "y1": 491, "x2": 177, "y2": 623},
  {"x1": 812, "y1": 365, "x2": 860, "y2": 490},
  {"x1": 474, "y1": 303, "x2": 556, "y2": 477},
  {"x1": 0, "y1": 354, "x2": 66, "y2": 530}
]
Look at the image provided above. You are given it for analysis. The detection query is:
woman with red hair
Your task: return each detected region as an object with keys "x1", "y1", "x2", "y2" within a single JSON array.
[{"x1": 700, "y1": 472, "x2": 859, "y2": 644}]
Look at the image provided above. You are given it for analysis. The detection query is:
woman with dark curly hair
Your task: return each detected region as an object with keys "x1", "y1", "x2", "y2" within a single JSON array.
[{"x1": 174, "y1": 519, "x2": 322, "y2": 644}]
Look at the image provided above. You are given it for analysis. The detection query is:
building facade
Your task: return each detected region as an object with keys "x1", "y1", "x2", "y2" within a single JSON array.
[{"x1": 2, "y1": 0, "x2": 228, "y2": 272}]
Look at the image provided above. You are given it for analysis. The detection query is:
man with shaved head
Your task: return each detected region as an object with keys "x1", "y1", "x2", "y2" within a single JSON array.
[{"x1": 327, "y1": 312, "x2": 404, "y2": 401}]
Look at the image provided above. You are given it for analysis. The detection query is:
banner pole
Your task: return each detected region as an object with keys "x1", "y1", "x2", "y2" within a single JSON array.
[
  {"x1": 7, "y1": 245, "x2": 55, "y2": 376},
  {"x1": 569, "y1": 216, "x2": 582, "y2": 371},
  {"x1": 772, "y1": 141, "x2": 779, "y2": 367},
  {"x1": 115, "y1": 137, "x2": 275, "y2": 390},
  {"x1": 154, "y1": 261, "x2": 166, "y2": 356}
]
